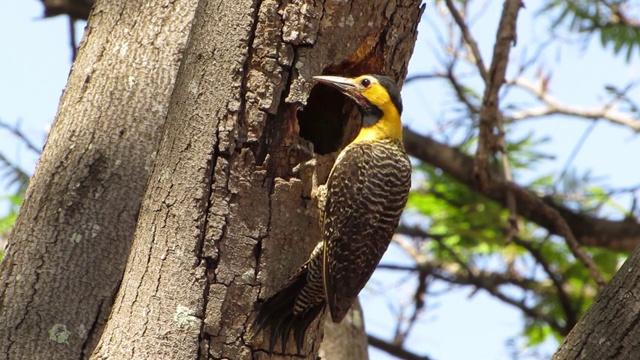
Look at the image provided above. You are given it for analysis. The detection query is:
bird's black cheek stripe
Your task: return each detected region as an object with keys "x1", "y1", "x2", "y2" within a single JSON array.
[{"x1": 360, "y1": 104, "x2": 383, "y2": 127}]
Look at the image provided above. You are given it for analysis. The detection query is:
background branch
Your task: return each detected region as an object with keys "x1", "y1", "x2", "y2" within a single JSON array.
[
  {"x1": 367, "y1": 334, "x2": 432, "y2": 360},
  {"x1": 403, "y1": 128, "x2": 640, "y2": 251},
  {"x1": 506, "y1": 77, "x2": 640, "y2": 132},
  {"x1": 475, "y1": 0, "x2": 523, "y2": 190}
]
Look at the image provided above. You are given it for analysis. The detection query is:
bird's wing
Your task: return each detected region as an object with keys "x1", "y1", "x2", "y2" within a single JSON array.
[
  {"x1": 322, "y1": 141, "x2": 411, "y2": 322},
  {"x1": 321, "y1": 143, "x2": 383, "y2": 322}
]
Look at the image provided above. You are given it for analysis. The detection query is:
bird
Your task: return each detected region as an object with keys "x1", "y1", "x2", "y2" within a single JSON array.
[{"x1": 253, "y1": 74, "x2": 412, "y2": 353}]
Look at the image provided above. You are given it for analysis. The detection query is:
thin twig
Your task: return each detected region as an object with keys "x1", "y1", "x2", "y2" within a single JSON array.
[
  {"x1": 367, "y1": 334, "x2": 432, "y2": 360},
  {"x1": 556, "y1": 120, "x2": 599, "y2": 191},
  {"x1": 396, "y1": 225, "x2": 447, "y2": 241},
  {"x1": 69, "y1": 16, "x2": 78, "y2": 61},
  {"x1": 379, "y1": 261, "x2": 540, "y2": 291},
  {"x1": 446, "y1": 62, "x2": 479, "y2": 114},
  {"x1": 500, "y1": 181, "x2": 607, "y2": 290},
  {"x1": 404, "y1": 73, "x2": 441, "y2": 84},
  {"x1": 392, "y1": 264, "x2": 428, "y2": 346},
  {"x1": 496, "y1": 118, "x2": 519, "y2": 242},
  {"x1": 512, "y1": 237, "x2": 578, "y2": 329},
  {"x1": 0, "y1": 153, "x2": 31, "y2": 193},
  {"x1": 387, "y1": 236, "x2": 571, "y2": 333},
  {"x1": 0, "y1": 121, "x2": 42, "y2": 154},
  {"x1": 507, "y1": 77, "x2": 640, "y2": 132},
  {"x1": 428, "y1": 236, "x2": 566, "y2": 333},
  {"x1": 445, "y1": 0, "x2": 488, "y2": 81},
  {"x1": 475, "y1": 0, "x2": 523, "y2": 191}
]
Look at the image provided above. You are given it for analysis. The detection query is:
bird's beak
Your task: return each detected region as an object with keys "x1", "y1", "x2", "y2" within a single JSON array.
[
  {"x1": 312, "y1": 75, "x2": 358, "y2": 96},
  {"x1": 313, "y1": 75, "x2": 369, "y2": 108}
]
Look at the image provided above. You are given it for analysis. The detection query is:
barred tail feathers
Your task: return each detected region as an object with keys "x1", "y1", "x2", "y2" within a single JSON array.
[{"x1": 253, "y1": 265, "x2": 326, "y2": 353}]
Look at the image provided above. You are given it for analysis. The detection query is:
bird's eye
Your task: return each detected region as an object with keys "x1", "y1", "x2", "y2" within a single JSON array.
[{"x1": 361, "y1": 78, "x2": 371, "y2": 87}]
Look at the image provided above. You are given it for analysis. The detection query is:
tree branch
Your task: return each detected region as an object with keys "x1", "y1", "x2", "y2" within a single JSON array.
[
  {"x1": 475, "y1": 0, "x2": 523, "y2": 191},
  {"x1": 511, "y1": 237, "x2": 578, "y2": 329},
  {"x1": 403, "y1": 128, "x2": 640, "y2": 252},
  {"x1": 367, "y1": 334, "x2": 432, "y2": 360},
  {"x1": 499, "y1": 181, "x2": 606, "y2": 290},
  {"x1": 0, "y1": 121, "x2": 43, "y2": 154},
  {"x1": 445, "y1": 0, "x2": 488, "y2": 81},
  {"x1": 390, "y1": 235, "x2": 568, "y2": 334},
  {"x1": 507, "y1": 77, "x2": 640, "y2": 132}
]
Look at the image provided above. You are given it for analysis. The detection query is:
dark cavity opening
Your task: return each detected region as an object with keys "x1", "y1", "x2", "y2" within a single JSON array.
[{"x1": 297, "y1": 83, "x2": 353, "y2": 155}]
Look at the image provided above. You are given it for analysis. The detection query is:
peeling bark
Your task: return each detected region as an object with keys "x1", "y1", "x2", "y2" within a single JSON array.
[{"x1": 0, "y1": 1, "x2": 197, "y2": 359}]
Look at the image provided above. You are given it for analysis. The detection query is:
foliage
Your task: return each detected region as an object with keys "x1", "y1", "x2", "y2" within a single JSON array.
[
  {"x1": 541, "y1": 0, "x2": 640, "y2": 61},
  {"x1": 381, "y1": 1, "x2": 640, "y2": 357},
  {"x1": 0, "y1": 121, "x2": 32, "y2": 263},
  {"x1": 0, "y1": 153, "x2": 29, "y2": 196},
  {"x1": 405, "y1": 132, "x2": 627, "y2": 347},
  {"x1": 0, "y1": 194, "x2": 23, "y2": 261}
]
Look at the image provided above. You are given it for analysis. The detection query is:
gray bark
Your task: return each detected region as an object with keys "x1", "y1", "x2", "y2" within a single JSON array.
[
  {"x1": 552, "y1": 247, "x2": 640, "y2": 360},
  {"x1": 0, "y1": 1, "x2": 197, "y2": 358},
  {"x1": 319, "y1": 300, "x2": 369, "y2": 360},
  {"x1": 1, "y1": 0, "x2": 422, "y2": 359}
]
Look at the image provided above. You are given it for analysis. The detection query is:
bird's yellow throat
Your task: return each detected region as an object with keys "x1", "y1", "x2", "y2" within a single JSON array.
[{"x1": 352, "y1": 99, "x2": 402, "y2": 143}]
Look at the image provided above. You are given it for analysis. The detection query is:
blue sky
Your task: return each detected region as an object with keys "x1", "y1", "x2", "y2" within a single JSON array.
[
  {"x1": 369, "y1": 3, "x2": 639, "y2": 360},
  {"x1": 1, "y1": 1, "x2": 639, "y2": 359}
]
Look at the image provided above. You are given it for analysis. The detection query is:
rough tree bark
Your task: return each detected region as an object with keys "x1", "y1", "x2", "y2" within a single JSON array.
[
  {"x1": 0, "y1": 1, "x2": 197, "y2": 358},
  {"x1": 552, "y1": 247, "x2": 640, "y2": 360},
  {"x1": 87, "y1": 0, "x2": 422, "y2": 360}
]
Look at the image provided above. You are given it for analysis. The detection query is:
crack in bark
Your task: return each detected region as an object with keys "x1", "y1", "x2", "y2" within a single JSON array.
[
  {"x1": 80, "y1": 298, "x2": 106, "y2": 358},
  {"x1": 7, "y1": 255, "x2": 45, "y2": 354},
  {"x1": 130, "y1": 223, "x2": 158, "y2": 348},
  {"x1": 198, "y1": 2, "x2": 267, "y2": 358},
  {"x1": 197, "y1": 257, "x2": 215, "y2": 360},
  {"x1": 253, "y1": 239, "x2": 264, "y2": 283},
  {"x1": 196, "y1": 122, "x2": 222, "y2": 359},
  {"x1": 238, "y1": 0, "x2": 265, "y2": 154}
]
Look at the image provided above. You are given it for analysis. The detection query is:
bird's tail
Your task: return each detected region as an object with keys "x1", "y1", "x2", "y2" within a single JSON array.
[{"x1": 252, "y1": 265, "x2": 326, "y2": 353}]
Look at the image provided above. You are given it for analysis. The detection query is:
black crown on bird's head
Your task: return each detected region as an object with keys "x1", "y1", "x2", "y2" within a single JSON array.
[{"x1": 369, "y1": 74, "x2": 403, "y2": 115}]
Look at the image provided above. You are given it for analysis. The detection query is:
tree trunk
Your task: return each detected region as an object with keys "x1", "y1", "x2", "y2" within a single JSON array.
[
  {"x1": 2, "y1": 0, "x2": 422, "y2": 359},
  {"x1": 0, "y1": 1, "x2": 197, "y2": 359},
  {"x1": 94, "y1": 0, "x2": 422, "y2": 356},
  {"x1": 319, "y1": 301, "x2": 368, "y2": 360},
  {"x1": 93, "y1": 0, "x2": 421, "y2": 358},
  {"x1": 552, "y1": 247, "x2": 640, "y2": 360}
]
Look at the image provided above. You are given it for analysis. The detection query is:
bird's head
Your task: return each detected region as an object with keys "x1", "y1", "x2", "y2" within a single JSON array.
[{"x1": 312, "y1": 74, "x2": 403, "y2": 142}]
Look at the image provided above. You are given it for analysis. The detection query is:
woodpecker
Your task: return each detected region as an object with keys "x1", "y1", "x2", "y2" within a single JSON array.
[{"x1": 253, "y1": 74, "x2": 412, "y2": 353}]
